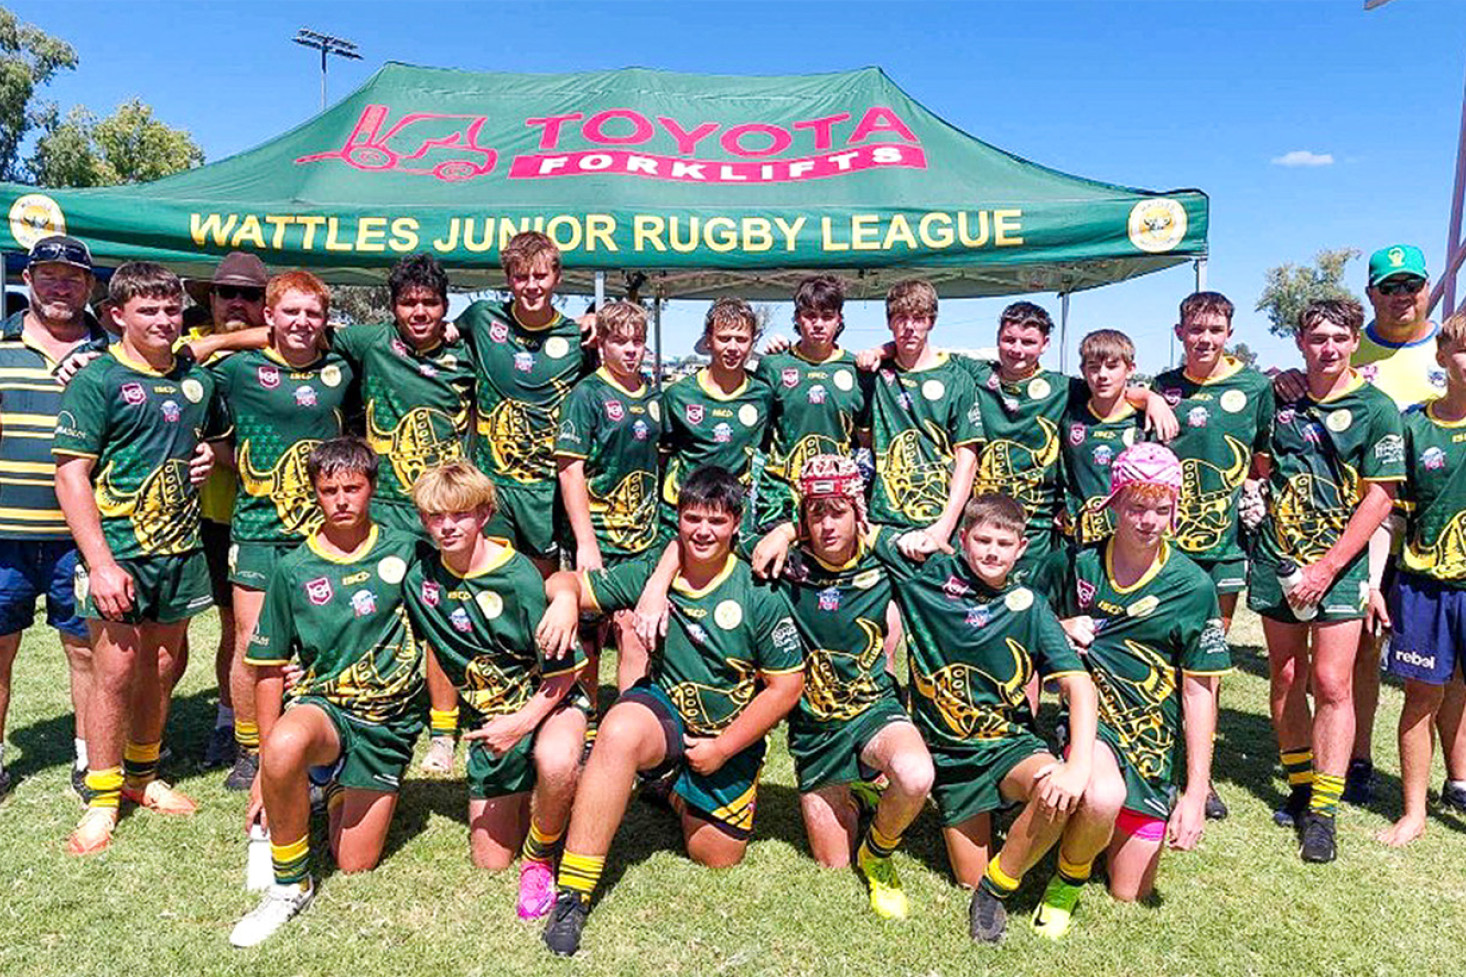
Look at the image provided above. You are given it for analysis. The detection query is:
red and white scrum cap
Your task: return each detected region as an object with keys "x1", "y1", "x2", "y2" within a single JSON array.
[{"x1": 798, "y1": 454, "x2": 868, "y2": 527}]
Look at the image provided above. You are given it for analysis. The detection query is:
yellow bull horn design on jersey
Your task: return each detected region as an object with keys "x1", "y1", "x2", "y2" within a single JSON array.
[
  {"x1": 595, "y1": 469, "x2": 658, "y2": 552},
  {"x1": 478, "y1": 380, "x2": 569, "y2": 484},
  {"x1": 316, "y1": 608, "x2": 422, "y2": 723},
  {"x1": 462, "y1": 657, "x2": 531, "y2": 716},
  {"x1": 95, "y1": 459, "x2": 197, "y2": 554},
  {"x1": 911, "y1": 637, "x2": 1031, "y2": 739},
  {"x1": 1174, "y1": 435, "x2": 1250, "y2": 553},
  {"x1": 778, "y1": 431, "x2": 844, "y2": 484},
  {"x1": 1091, "y1": 640, "x2": 1176, "y2": 780},
  {"x1": 667, "y1": 659, "x2": 758, "y2": 735},
  {"x1": 1406, "y1": 508, "x2": 1466, "y2": 580},
  {"x1": 803, "y1": 619, "x2": 884, "y2": 722},
  {"x1": 975, "y1": 416, "x2": 1060, "y2": 516},
  {"x1": 1271, "y1": 465, "x2": 1354, "y2": 564},
  {"x1": 878, "y1": 420, "x2": 954, "y2": 523},
  {"x1": 367, "y1": 401, "x2": 466, "y2": 492},
  {"x1": 238, "y1": 438, "x2": 325, "y2": 537}
]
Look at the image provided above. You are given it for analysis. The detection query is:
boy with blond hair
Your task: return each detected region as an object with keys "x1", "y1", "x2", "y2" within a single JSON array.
[{"x1": 1061, "y1": 330, "x2": 1147, "y2": 546}]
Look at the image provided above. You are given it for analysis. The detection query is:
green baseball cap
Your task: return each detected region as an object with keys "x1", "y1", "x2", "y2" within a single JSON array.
[{"x1": 1368, "y1": 244, "x2": 1428, "y2": 286}]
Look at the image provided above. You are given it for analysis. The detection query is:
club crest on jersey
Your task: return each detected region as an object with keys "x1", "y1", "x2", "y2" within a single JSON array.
[
  {"x1": 942, "y1": 575, "x2": 969, "y2": 601},
  {"x1": 257, "y1": 365, "x2": 280, "y2": 389},
  {"x1": 1187, "y1": 406, "x2": 1209, "y2": 428},
  {"x1": 817, "y1": 587, "x2": 841, "y2": 611},
  {"x1": 605, "y1": 400, "x2": 625, "y2": 422},
  {"x1": 1162, "y1": 387, "x2": 1182, "y2": 407},
  {"x1": 1092, "y1": 444, "x2": 1113, "y2": 467},
  {"x1": 449, "y1": 606, "x2": 472, "y2": 632},
  {"x1": 808, "y1": 384, "x2": 827, "y2": 404},
  {"x1": 121, "y1": 382, "x2": 146, "y2": 406},
  {"x1": 1278, "y1": 407, "x2": 1296, "y2": 426},
  {"x1": 305, "y1": 577, "x2": 333, "y2": 605},
  {"x1": 390, "y1": 337, "x2": 408, "y2": 357},
  {"x1": 1431, "y1": 369, "x2": 1448, "y2": 390},
  {"x1": 160, "y1": 399, "x2": 181, "y2": 423},
  {"x1": 632, "y1": 420, "x2": 649, "y2": 440},
  {"x1": 421, "y1": 580, "x2": 441, "y2": 607},
  {"x1": 1068, "y1": 422, "x2": 1086, "y2": 446},
  {"x1": 351, "y1": 589, "x2": 377, "y2": 618},
  {"x1": 1424, "y1": 446, "x2": 1447, "y2": 470},
  {"x1": 514, "y1": 351, "x2": 534, "y2": 372},
  {"x1": 1076, "y1": 577, "x2": 1096, "y2": 609},
  {"x1": 713, "y1": 422, "x2": 733, "y2": 444},
  {"x1": 489, "y1": 321, "x2": 509, "y2": 344},
  {"x1": 295, "y1": 386, "x2": 317, "y2": 407},
  {"x1": 966, "y1": 605, "x2": 990, "y2": 629},
  {"x1": 782, "y1": 368, "x2": 799, "y2": 388},
  {"x1": 686, "y1": 403, "x2": 704, "y2": 425}
]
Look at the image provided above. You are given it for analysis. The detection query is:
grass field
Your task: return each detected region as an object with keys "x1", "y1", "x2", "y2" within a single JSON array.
[{"x1": 3, "y1": 606, "x2": 1465, "y2": 977}]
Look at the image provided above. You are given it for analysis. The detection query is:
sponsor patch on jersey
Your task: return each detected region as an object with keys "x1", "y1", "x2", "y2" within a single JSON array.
[
  {"x1": 966, "y1": 605, "x2": 990, "y2": 629},
  {"x1": 1093, "y1": 444, "x2": 1113, "y2": 467},
  {"x1": 808, "y1": 384, "x2": 827, "y2": 405},
  {"x1": 294, "y1": 386, "x2": 317, "y2": 407},
  {"x1": 1423, "y1": 446, "x2": 1447, "y2": 470},
  {"x1": 853, "y1": 569, "x2": 881, "y2": 590},
  {"x1": 817, "y1": 587, "x2": 841, "y2": 611},
  {"x1": 161, "y1": 399, "x2": 181, "y2": 423},
  {"x1": 1375, "y1": 433, "x2": 1404, "y2": 465},
  {"x1": 1277, "y1": 407, "x2": 1296, "y2": 426},
  {"x1": 351, "y1": 589, "x2": 377, "y2": 617},
  {"x1": 514, "y1": 351, "x2": 534, "y2": 372},
  {"x1": 632, "y1": 420, "x2": 649, "y2": 440},
  {"x1": 121, "y1": 382, "x2": 146, "y2": 406},
  {"x1": 1127, "y1": 595, "x2": 1160, "y2": 618},
  {"x1": 1187, "y1": 406, "x2": 1209, "y2": 428},
  {"x1": 713, "y1": 422, "x2": 733, "y2": 444},
  {"x1": 305, "y1": 577, "x2": 333, "y2": 605},
  {"x1": 687, "y1": 622, "x2": 708, "y2": 645},
  {"x1": 450, "y1": 606, "x2": 472, "y2": 632}
]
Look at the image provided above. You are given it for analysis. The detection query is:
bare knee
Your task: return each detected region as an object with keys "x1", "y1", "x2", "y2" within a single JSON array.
[
  {"x1": 886, "y1": 751, "x2": 935, "y2": 799},
  {"x1": 1081, "y1": 776, "x2": 1126, "y2": 822},
  {"x1": 1312, "y1": 667, "x2": 1353, "y2": 709},
  {"x1": 689, "y1": 837, "x2": 747, "y2": 869},
  {"x1": 471, "y1": 844, "x2": 515, "y2": 872},
  {"x1": 336, "y1": 850, "x2": 382, "y2": 874},
  {"x1": 1108, "y1": 878, "x2": 1151, "y2": 903}
]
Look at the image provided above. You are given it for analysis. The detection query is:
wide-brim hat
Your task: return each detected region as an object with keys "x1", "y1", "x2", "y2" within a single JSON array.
[{"x1": 184, "y1": 251, "x2": 269, "y2": 306}]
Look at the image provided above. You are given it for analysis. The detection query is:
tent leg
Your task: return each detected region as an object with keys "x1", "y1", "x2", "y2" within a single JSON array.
[
  {"x1": 594, "y1": 271, "x2": 605, "y2": 311},
  {"x1": 1059, "y1": 293, "x2": 1070, "y2": 375},
  {"x1": 653, "y1": 296, "x2": 663, "y2": 391},
  {"x1": 1195, "y1": 258, "x2": 1208, "y2": 293}
]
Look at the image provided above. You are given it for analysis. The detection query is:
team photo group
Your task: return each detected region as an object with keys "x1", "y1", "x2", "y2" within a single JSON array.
[{"x1": 3, "y1": 225, "x2": 1459, "y2": 956}]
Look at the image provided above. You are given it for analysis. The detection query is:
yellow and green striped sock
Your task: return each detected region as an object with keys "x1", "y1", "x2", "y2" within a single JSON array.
[
  {"x1": 122, "y1": 741, "x2": 161, "y2": 791},
  {"x1": 234, "y1": 719, "x2": 260, "y2": 752},
  {"x1": 271, "y1": 834, "x2": 311, "y2": 887},
  {"x1": 522, "y1": 820, "x2": 564, "y2": 865},
  {"x1": 858, "y1": 822, "x2": 902, "y2": 862},
  {"x1": 1310, "y1": 772, "x2": 1345, "y2": 819},
  {"x1": 1057, "y1": 851, "x2": 1093, "y2": 887},
  {"x1": 978, "y1": 854, "x2": 1021, "y2": 900},
  {"x1": 85, "y1": 766, "x2": 123, "y2": 810},
  {"x1": 557, "y1": 851, "x2": 606, "y2": 904},
  {"x1": 429, "y1": 707, "x2": 459, "y2": 738},
  {"x1": 1281, "y1": 747, "x2": 1313, "y2": 790}
]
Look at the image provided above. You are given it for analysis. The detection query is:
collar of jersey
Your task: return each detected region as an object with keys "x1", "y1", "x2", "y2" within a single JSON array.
[
  {"x1": 439, "y1": 536, "x2": 516, "y2": 578},
  {"x1": 891, "y1": 350, "x2": 948, "y2": 373},
  {"x1": 792, "y1": 345, "x2": 845, "y2": 366},
  {"x1": 808, "y1": 537, "x2": 866, "y2": 573},
  {"x1": 1309, "y1": 369, "x2": 1365, "y2": 404},
  {"x1": 1183, "y1": 355, "x2": 1244, "y2": 385},
  {"x1": 262, "y1": 346, "x2": 325, "y2": 371},
  {"x1": 308, "y1": 524, "x2": 379, "y2": 564},
  {"x1": 596, "y1": 366, "x2": 647, "y2": 397},
  {"x1": 998, "y1": 364, "x2": 1043, "y2": 391},
  {"x1": 509, "y1": 302, "x2": 563, "y2": 333},
  {"x1": 696, "y1": 368, "x2": 749, "y2": 401},
  {"x1": 1085, "y1": 399, "x2": 1136, "y2": 423},
  {"x1": 1104, "y1": 537, "x2": 1170, "y2": 594},
  {"x1": 1364, "y1": 320, "x2": 1438, "y2": 350},
  {"x1": 110, "y1": 344, "x2": 175, "y2": 377},
  {"x1": 672, "y1": 553, "x2": 737, "y2": 597},
  {"x1": 1426, "y1": 400, "x2": 1466, "y2": 428}
]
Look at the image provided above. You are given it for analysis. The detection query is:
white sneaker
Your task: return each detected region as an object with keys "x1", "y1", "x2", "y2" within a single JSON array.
[{"x1": 229, "y1": 881, "x2": 315, "y2": 947}]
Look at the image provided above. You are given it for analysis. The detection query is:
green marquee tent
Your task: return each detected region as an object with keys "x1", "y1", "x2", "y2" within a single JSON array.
[{"x1": 0, "y1": 63, "x2": 1206, "y2": 301}]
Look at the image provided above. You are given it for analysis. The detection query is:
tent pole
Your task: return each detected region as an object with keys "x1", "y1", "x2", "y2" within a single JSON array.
[
  {"x1": 653, "y1": 294, "x2": 664, "y2": 391},
  {"x1": 1195, "y1": 258, "x2": 1208, "y2": 292},
  {"x1": 1059, "y1": 292, "x2": 1070, "y2": 375},
  {"x1": 594, "y1": 270, "x2": 605, "y2": 310}
]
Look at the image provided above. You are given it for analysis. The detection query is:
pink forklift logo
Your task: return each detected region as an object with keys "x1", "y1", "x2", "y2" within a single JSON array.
[{"x1": 296, "y1": 105, "x2": 498, "y2": 182}]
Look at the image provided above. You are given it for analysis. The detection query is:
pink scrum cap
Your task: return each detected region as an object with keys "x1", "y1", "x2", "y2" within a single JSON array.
[
  {"x1": 1101, "y1": 442, "x2": 1183, "y2": 525},
  {"x1": 798, "y1": 454, "x2": 869, "y2": 530}
]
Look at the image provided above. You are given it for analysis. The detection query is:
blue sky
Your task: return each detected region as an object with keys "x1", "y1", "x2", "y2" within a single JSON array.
[{"x1": 17, "y1": 0, "x2": 1466, "y2": 372}]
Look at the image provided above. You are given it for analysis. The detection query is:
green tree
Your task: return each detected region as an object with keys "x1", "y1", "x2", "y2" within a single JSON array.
[
  {"x1": 1255, "y1": 248, "x2": 1361, "y2": 338},
  {"x1": 330, "y1": 284, "x2": 393, "y2": 326},
  {"x1": 1229, "y1": 341, "x2": 1259, "y2": 368},
  {"x1": 0, "y1": 8, "x2": 77, "y2": 182},
  {"x1": 31, "y1": 99, "x2": 203, "y2": 187}
]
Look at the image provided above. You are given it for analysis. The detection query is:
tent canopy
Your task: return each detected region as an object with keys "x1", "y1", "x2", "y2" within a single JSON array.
[{"x1": 0, "y1": 64, "x2": 1207, "y2": 299}]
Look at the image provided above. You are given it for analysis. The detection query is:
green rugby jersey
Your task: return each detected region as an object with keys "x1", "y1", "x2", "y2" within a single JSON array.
[
  {"x1": 554, "y1": 368, "x2": 661, "y2": 558},
  {"x1": 584, "y1": 553, "x2": 803, "y2": 736},
  {"x1": 1054, "y1": 540, "x2": 1231, "y2": 815},
  {"x1": 0, "y1": 310, "x2": 109, "y2": 539},
  {"x1": 1396, "y1": 402, "x2": 1466, "y2": 586},
  {"x1": 775, "y1": 540, "x2": 896, "y2": 730},
  {"x1": 331, "y1": 322, "x2": 475, "y2": 508},
  {"x1": 868, "y1": 353, "x2": 983, "y2": 529},
  {"x1": 1256, "y1": 371, "x2": 1405, "y2": 571},
  {"x1": 1059, "y1": 400, "x2": 1144, "y2": 545},
  {"x1": 1152, "y1": 358, "x2": 1274, "y2": 564},
  {"x1": 659, "y1": 368, "x2": 774, "y2": 506},
  {"x1": 962, "y1": 359, "x2": 1080, "y2": 561},
  {"x1": 404, "y1": 539, "x2": 585, "y2": 720},
  {"x1": 208, "y1": 348, "x2": 354, "y2": 544},
  {"x1": 753, "y1": 347, "x2": 871, "y2": 486},
  {"x1": 245, "y1": 524, "x2": 423, "y2": 723},
  {"x1": 53, "y1": 347, "x2": 231, "y2": 558},
  {"x1": 458, "y1": 300, "x2": 592, "y2": 487},
  {"x1": 869, "y1": 526, "x2": 1083, "y2": 752}
]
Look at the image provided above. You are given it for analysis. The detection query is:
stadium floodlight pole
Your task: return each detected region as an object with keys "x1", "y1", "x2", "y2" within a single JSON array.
[{"x1": 293, "y1": 28, "x2": 362, "y2": 112}]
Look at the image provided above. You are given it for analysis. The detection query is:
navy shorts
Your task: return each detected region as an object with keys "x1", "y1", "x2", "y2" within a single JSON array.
[
  {"x1": 1386, "y1": 571, "x2": 1466, "y2": 685},
  {"x1": 0, "y1": 538, "x2": 87, "y2": 638}
]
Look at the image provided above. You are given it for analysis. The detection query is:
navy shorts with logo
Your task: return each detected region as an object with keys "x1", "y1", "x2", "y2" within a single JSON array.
[
  {"x1": 1386, "y1": 570, "x2": 1466, "y2": 685},
  {"x1": 0, "y1": 539, "x2": 86, "y2": 637}
]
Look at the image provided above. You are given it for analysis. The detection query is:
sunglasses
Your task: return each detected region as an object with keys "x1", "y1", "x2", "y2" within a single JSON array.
[
  {"x1": 1376, "y1": 277, "x2": 1425, "y2": 296},
  {"x1": 29, "y1": 240, "x2": 92, "y2": 269},
  {"x1": 215, "y1": 285, "x2": 264, "y2": 302}
]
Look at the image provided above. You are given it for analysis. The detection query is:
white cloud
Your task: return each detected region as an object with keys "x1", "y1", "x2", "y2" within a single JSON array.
[{"x1": 1271, "y1": 150, "x2": 1335, "y2": 168}]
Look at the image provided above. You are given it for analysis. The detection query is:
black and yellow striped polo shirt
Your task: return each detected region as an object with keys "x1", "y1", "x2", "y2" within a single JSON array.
[{"x1": 0, "y1": 310, "x2": 108, "y2": 540}]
